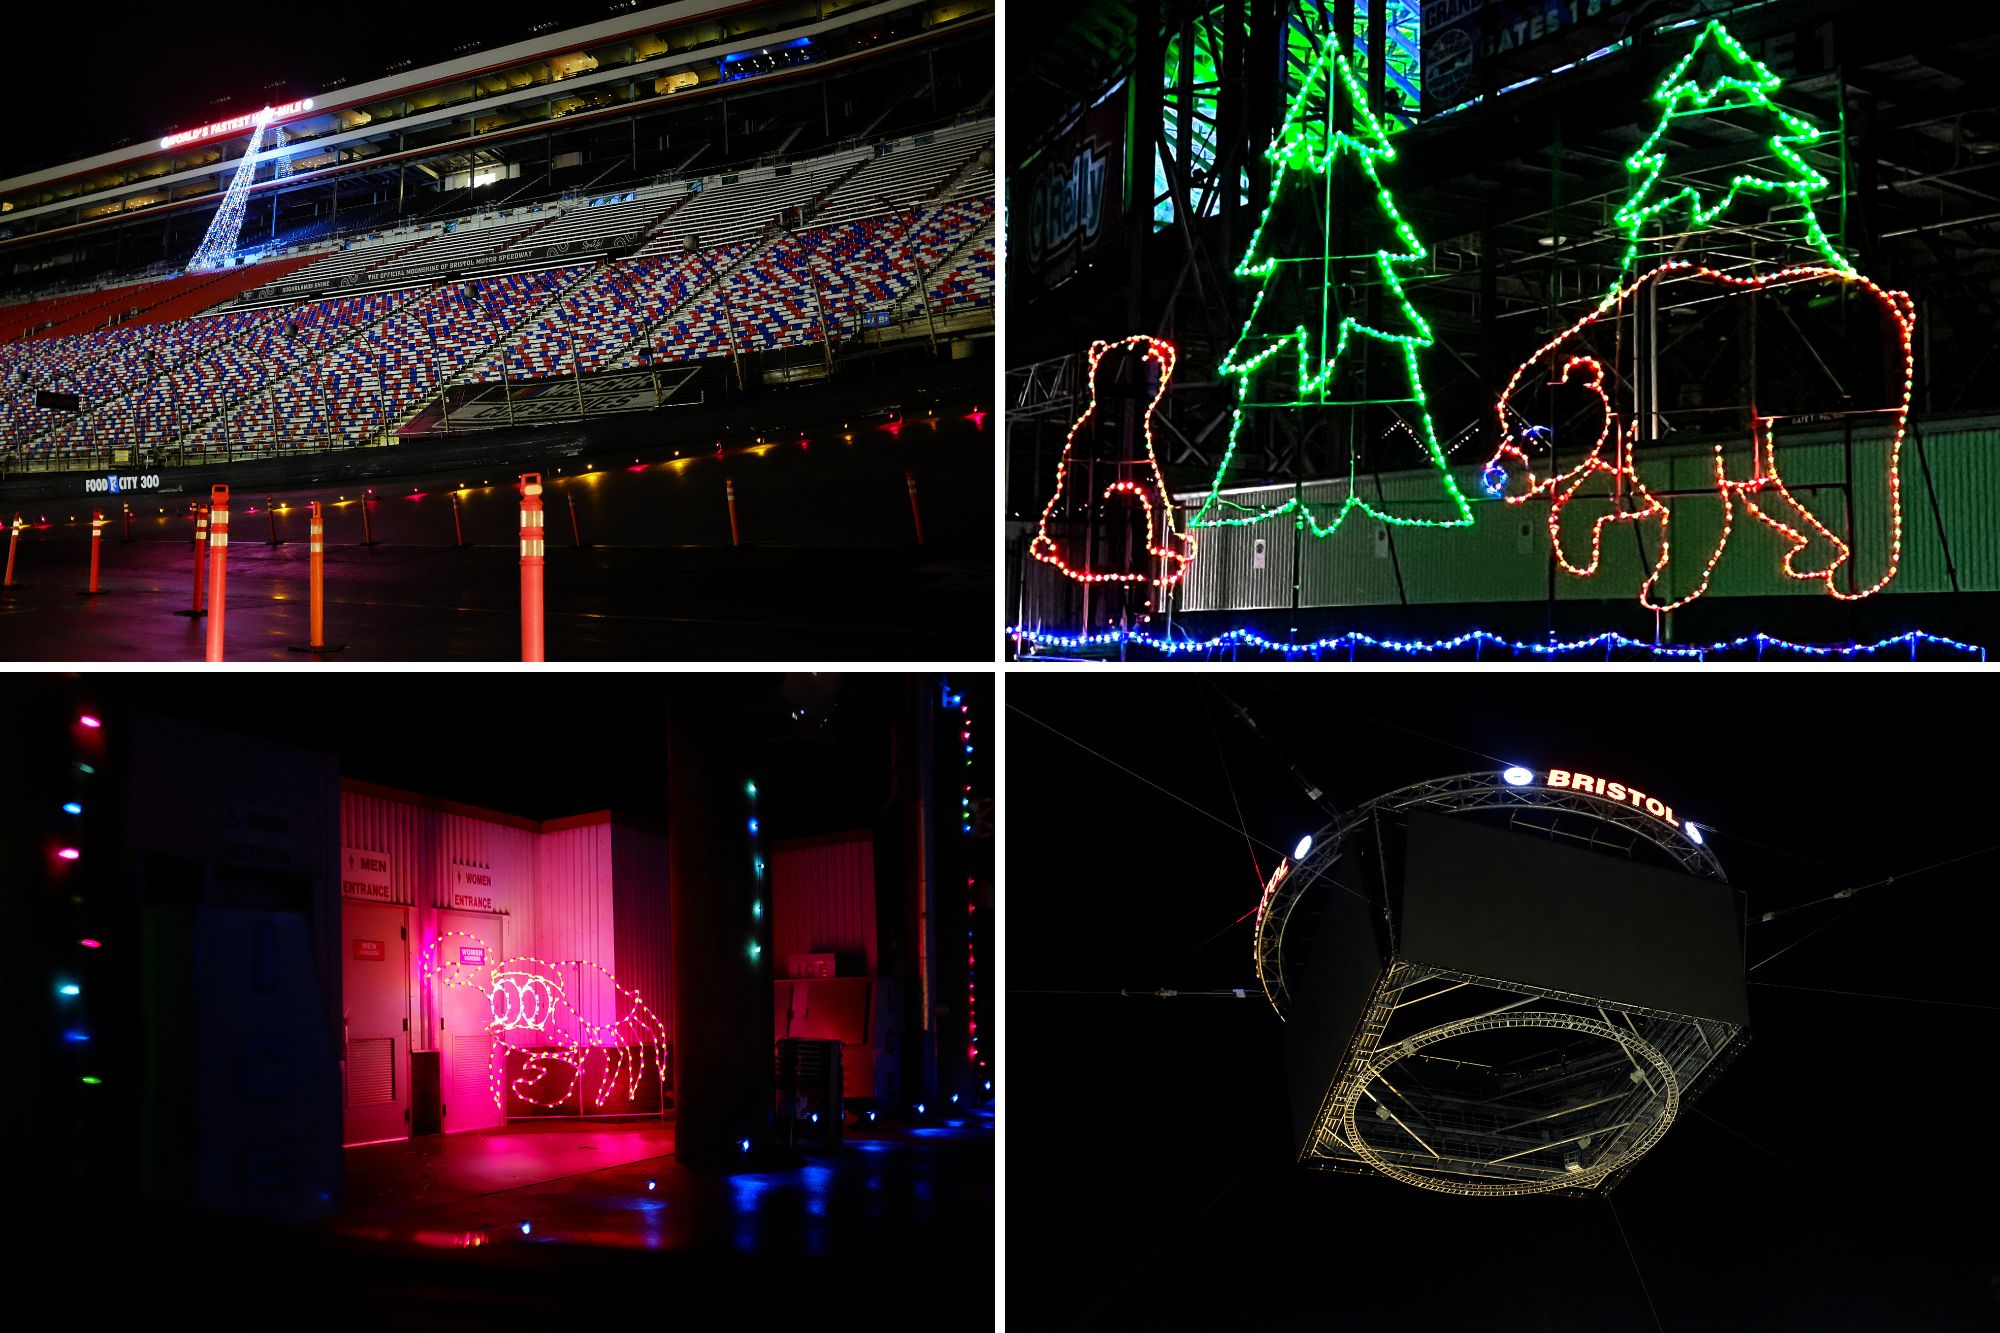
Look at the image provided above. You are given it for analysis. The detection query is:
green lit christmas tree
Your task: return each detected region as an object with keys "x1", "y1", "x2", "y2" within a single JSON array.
[
  {"x1": 1191, "y1": 34, "x2": 1471, "y2": 536},
  {"x1": 1609, "y1": 19, "x2": 1852, "y2": 289}
]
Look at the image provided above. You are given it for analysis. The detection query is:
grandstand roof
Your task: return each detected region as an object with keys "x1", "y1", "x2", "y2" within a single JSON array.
[{"x1": 0, "y1": 0, "x2": 990, "y2": 261}]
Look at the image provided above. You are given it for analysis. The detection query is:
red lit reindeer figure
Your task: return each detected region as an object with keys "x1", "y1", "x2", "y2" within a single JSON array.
[
  {"x1": 1482, "y1": 263, "x2": 1915, "y2": 612},
  {"x1": 1029, "y1": 335, "x2": 1194, "y2": 595}
]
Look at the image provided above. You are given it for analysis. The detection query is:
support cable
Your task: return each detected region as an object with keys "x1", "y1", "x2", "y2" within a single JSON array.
[
  {"x1": 1009, "y1": 703, "x2": 1289, "y2": 859},
  {"x1": 1606, "y1": 1196, "x2": 1668, "y2": 1333}
]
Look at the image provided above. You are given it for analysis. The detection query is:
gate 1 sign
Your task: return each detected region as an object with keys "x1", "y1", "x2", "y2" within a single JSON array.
[
  {"x1": 451, "y1": 863, "x2": 499, "y2": 912},
  {"x1": 342, "y1": 848, "x2": 395, "y2": 902}
]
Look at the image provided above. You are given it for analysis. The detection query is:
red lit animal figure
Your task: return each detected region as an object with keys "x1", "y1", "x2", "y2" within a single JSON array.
[
  {"x1": 1483, "y1": 262, "x2": 1915, "y2": 611},
  {"x1": 1029, "y1": 335, "x2": 1195, "y2": 589}
]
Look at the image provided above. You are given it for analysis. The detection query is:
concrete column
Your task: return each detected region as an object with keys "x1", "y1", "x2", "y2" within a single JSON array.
[{"x1": 669, "y1": 682, "x2": 776, "y2": 1166}]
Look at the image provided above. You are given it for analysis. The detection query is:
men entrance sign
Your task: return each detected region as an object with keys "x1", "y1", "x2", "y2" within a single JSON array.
[
  {"x1": 341, "y1": 848, "x2": 394, "y2": 902},
  {"x1": 1544, "y1": 769, "x2": 1681, "y2": 829}
]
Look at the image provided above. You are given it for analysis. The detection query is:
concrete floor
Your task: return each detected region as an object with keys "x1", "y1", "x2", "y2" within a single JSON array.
[{"x1": 335, "y1": 1111, "x2": 993, "y2": 1258}]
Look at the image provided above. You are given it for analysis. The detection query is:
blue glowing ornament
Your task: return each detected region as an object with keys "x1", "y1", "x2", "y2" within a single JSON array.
[{"x1": 1502, "y1": 766, "x2": 1534, "y2": 786}]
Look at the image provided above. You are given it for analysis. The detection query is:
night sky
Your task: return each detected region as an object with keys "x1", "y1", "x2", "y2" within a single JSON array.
[
  {"x1": 1009, "y1": 677, "x2": 2000, "y2": 1331},
  {"x1": 4, "y1": 1, "x2": 627, "y2": 178}
]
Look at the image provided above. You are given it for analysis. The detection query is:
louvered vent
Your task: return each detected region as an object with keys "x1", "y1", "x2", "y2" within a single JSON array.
[{"x1": 347, "y1": 1037, "x2": 395, "y2": 1105}]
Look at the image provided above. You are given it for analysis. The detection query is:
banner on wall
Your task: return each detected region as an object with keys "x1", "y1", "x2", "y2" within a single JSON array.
[
  {"x1": 225, "y1": 802, "x2": 296, "y2": 870},
  {"x1": 1421, "y1": 0, "x2": 1833, "y2": 116},
  {"x1": 341, "y1": 847, "x2": 395, "y2": 901},
  {"x1": 1010, "y1": 92, "x2": 1125, "y2": 303},
  {"x1": 450, "y1": 861, "x2": 502, "y2": 912}
]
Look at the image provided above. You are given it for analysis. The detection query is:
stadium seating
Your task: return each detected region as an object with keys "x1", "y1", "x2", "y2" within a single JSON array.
[{"x1": 0, "y1": 120, "x2": 995, "y2": 462}]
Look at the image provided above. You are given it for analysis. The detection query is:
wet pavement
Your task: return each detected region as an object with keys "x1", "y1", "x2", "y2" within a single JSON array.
[{"x1": 0, "y1": 429, "x2": 989, "y2": 660}]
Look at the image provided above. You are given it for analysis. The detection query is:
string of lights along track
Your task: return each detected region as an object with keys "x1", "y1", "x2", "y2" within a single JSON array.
[{"x1": 1007, "y1": 625, "x2": 1985, "y2": 662}]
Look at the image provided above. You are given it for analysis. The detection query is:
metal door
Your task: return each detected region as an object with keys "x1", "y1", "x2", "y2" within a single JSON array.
[
  {"x1": 341, "y1": 901, "x2": 409, "y2": 1145},
  {"x1": 436, "y1": 910, "x2": 505, "y2": 1133}
]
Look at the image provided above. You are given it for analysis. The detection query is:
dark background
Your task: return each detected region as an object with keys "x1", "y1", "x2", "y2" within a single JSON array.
[
  {"x1": 3, "y1": 1, "x2": 629, "y2": 177},
  {"x1": 1009, "y1": 677, "x2": 2000, "y2": 1331}
]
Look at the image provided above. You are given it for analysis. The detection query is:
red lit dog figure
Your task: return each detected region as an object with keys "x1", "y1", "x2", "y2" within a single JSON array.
[
  {"x1": 1029, "y1": 335, "x2": 1195, "y2": 589},
  {"x1": 1482, "y1": 262, "x2": 1915, "y2": 611},
  {"x1": 429, "y1": 932, "x2": 667, "y2": 1112}
]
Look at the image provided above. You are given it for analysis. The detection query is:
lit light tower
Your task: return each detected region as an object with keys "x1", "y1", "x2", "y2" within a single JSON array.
[{"x1": 185, "y1": 100, "x2": 314, "y2": 273}]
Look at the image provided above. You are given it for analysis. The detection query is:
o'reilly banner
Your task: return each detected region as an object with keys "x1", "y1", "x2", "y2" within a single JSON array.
[{"x1": 1010, "y1": 96, "x2": 1125, "y2": 303}]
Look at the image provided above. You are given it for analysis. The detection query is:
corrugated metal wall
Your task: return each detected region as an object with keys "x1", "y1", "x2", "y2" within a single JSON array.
[
  {"x1": 611, "y1": 823, "x2": 673, "y2": 1051},
  {"x1": 339, "y1": 787, "x2": 537, "y2": 1052},
  {"x1": 126, "y1": 712, "x2": 346, "y2": 1052},
  {"x1": 1172, "y1": 417, "x2": 2000, "y2": 609},
  {"x1": 535, "y1": 822, "x2": 618, "y2": 1046},
  {"x1": 771, "y1": 832, "x2": 878, "y2": 975}
]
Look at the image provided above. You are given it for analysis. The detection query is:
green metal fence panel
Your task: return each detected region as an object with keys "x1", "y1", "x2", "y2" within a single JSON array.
[{"x1": 1171, "y1": 416, "x2": 2000, "y2": 609}]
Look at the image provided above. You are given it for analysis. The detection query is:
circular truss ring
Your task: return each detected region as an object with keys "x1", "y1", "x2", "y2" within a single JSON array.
[{"x1": 1332, "y1": 1010, "x2": 1681, "y2": 1197}]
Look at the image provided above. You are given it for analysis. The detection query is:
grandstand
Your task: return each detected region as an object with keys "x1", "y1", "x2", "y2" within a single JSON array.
[{"x1": 0, "y1": 0, "x2": 993, "y2": 475}]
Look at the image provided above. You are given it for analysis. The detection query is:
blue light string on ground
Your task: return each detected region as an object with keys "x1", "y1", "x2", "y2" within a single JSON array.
[{"x1": 1007, "y1": 625, "x2": 1986, "y2": 662}]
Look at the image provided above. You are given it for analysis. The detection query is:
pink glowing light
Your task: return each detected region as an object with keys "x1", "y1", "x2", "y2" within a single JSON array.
[
  {"x1": 79, "y1": 939, "x2": 101, "y2": 949},
  {"x1": 78, "y1": 714, "x2": 101, "y2": 729},
  {"x1": 57, "y1": 848, "x2": 81, "y2": 861}
]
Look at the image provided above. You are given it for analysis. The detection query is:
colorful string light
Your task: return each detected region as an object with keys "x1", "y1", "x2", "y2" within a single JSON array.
[
  {"x1": 747, "y1": 778, "x2": 763, "y2": 967},
  {"x1": 1028, "y1": 335, "x2": 1195, "y2": 594},
  {"x1": 942, "y1": 678, "x2": 986, "y2": 1071},
  {"x1": 1191, "y1": 33, "x2": 1473, "y2": 537},
  {"x1": 1007, "y1": 624, "x2": 1985, "y2": 661},
  {"x1": 1488, "y1": 261, "x2": 1914, "y2": 610}
]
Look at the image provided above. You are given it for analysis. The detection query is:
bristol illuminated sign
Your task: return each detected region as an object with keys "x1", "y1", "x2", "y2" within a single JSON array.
[
  {"x1": 161, "y1": 98, "x2": 315, "y2": 151},
  {"x1": 1545, "y1": 768, "x2": 1682, "y2": 829}
]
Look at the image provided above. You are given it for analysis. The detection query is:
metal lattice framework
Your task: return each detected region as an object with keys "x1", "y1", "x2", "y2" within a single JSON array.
[
  {"x1": 1326, "y1": 1002, "x2": 1682, "y2": 1196},
  {"x1": 1254, "y1": 770, "x2": 1726, "y2": 1018},
  {"x1": 1258, "y1": 769, "x2": 1746, "y2": 1196},
  {"x1": 1158, "y1": 0, "x2": 1424, "y2": 229}
]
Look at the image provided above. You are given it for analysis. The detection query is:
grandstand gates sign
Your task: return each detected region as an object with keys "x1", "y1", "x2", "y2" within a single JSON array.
[
  {"x1": 161, "y1": 98, "x2": 315, "y2": 151},
  {"x1": 1011, "y1": 96, "x2": 1123, "y2": 302}
]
